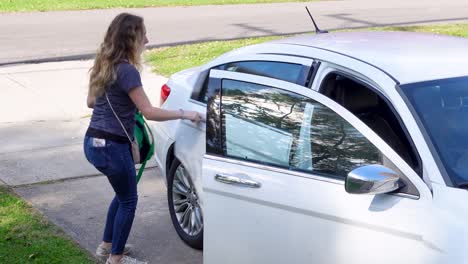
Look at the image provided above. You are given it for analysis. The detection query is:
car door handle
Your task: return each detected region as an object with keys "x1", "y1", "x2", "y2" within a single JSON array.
[{"x1": 215, "y1": 174, "x2": 261, "y2": 188}]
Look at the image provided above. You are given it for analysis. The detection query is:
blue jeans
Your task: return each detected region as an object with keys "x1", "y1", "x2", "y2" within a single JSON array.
[{"x1": 83, "y1": 136, "x2": 138, "y2": 255}]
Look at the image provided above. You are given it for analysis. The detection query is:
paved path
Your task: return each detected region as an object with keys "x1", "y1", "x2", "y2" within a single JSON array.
[
  {"x1": 0, "y1": 59, "x2": 165, "y2": 185},
  {"x1": 2, "y1": 0, "x2": 468, "y2": 65},
  {"x1": 0, "y1": 60, "x2": 165, "y2": 123}
]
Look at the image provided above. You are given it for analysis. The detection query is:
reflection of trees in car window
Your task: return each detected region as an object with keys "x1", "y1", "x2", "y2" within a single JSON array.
[
  {"x1": 222, "y1": 81, "x2": 305, "y2": 132},
  {"x1": 221, "y1": 79, "x2": 382, "y2": 178},
  {"x1": 222, "y1": 80, "x2": 305, "y2": 166},
  {"x1": 307, "y1": 106, "x2": 382, "y2": 178},
  {"x1": 206, "y1": 86, "x2": 222, "y2": 155}
]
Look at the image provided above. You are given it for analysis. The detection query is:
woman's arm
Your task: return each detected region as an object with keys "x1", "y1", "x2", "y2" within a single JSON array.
[{"x1": 129, "y1": 86, "x2": 201, "y2": 122}]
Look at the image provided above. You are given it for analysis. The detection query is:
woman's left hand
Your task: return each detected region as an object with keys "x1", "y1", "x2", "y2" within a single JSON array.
[{"x1": 183, "y1": 110, "x2": 203, "y2": 124}]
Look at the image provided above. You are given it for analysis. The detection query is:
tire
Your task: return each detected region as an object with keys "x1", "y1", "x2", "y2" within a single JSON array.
[{"x1": 167, "y1": 158, "x2": 203, "y2": 250}]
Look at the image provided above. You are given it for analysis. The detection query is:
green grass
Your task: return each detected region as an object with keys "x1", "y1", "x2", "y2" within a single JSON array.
[
  {"x1": 0, "y1": 0, "x2": 315, "y2": 12},
  {"x1": 0, "y1": 186, "x2": 95, "y2": 264},
  {"x1": 366, "y1": 23, "x2": 468, "y2": 38},
  {"x1": 145, "y1": 23, "x2": 468, "y2": 77},
  {"x1": 145, "y1": 36, "x2": 282, "y2": 76}
]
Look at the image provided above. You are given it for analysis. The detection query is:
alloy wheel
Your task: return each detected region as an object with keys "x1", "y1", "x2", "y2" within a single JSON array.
[{"x1": 172, "y1": 164, "x2": 203, "y2": 236}]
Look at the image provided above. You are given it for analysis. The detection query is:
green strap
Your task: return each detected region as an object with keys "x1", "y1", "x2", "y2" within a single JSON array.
[
  {"x1": 137, "y1": 160, "x2": 147, "y2": 183},
  {"x1": 135, "y1": 112, "x2": 155, "y2": 184}
]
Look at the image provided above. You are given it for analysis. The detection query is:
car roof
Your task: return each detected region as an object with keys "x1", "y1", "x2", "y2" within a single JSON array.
[{"x1": 263, "y1": 31, "x2": 468, "y2": 84}]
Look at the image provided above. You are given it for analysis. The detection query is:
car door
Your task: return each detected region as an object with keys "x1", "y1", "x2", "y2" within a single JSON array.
[
  {"x1": 202, "y1": 70, "x2": 439, "y2": 264},
  {"x1": 176, "y1": 56, "x2": 316, "y2": 206},
  {"x1": 172, "y1": 98, "x2": 206, "y2": 203}
]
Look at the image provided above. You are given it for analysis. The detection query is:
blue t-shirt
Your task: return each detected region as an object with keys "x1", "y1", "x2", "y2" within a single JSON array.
[{"x1": 89, "y1": 62, "x2": 142, "y2": 139}]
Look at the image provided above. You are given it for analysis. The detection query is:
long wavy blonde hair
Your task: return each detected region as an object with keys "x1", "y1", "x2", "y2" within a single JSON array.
[{"x1": 89, "y1": 13, "x2": 145, "y2": 97}]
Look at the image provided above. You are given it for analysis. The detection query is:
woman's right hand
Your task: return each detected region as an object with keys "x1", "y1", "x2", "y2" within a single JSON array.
[{"x1": 182, "y1": 110, "x2": 203, "y2": 123}]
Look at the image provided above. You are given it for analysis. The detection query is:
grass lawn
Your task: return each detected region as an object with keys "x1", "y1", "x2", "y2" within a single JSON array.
[
  {"x1": 146, "y1": 36, "x2": 282, "y2": 77},
  {"x1": 0, "y1": 186, "x2": 95, "y2": 264},
  {"x1": 145, "y1": 23, "x2": 468, "y2": 77},
  {"x1": 366, "y1": 23, "x2": 468, "y2": 38},
  {"x1": 0, "y1": 0, "x2": 316, "y2": 12}
]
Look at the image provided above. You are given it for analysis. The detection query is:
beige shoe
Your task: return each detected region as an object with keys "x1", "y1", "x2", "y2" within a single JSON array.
[
  {"x1": 106, "y1": 255, "x2": 148, "y2": 264},
  {"x1": 96, "y1": 244, "x2": 132, "y2": 257}
]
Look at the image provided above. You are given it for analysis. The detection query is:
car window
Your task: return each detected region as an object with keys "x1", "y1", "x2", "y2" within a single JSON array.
[
  {"x1": 401, "y1": 77, "x2": 468, "y2": 187},
  {"x1": 290, "y1": 103, "x2": 382, "y2": 178},
  {"x1": 197, "y1": 61, "x2": 307, "y2": 104},
  {"x1": 320, "y1": 73, "x2": 421, "y2": 175},
  {"x1": 220, "y1": 79, "x2": 383, "y2": 179},
  {"x1": 217, "y1": 61, "x2": 304, "y2": 84}
]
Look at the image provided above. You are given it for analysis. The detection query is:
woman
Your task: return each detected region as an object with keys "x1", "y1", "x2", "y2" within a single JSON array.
[{"x1": 84, "y1": 13, "x2": 201, "y2": 264}]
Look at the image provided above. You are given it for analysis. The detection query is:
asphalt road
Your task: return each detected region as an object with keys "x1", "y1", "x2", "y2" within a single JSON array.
[{"x1": 2, "y1": 0, "x2": 468, "y2": 65}]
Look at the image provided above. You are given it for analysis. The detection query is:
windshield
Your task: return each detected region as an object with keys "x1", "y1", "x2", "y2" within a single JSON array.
[{"x1": 401, "y1": 77, "x2": 468, "y2": 187}]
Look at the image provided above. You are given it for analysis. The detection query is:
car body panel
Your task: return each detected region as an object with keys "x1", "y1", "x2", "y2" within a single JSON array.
[
  {"x1": 151, "y1": 66, "x2": 201, "y2": 184},
  {"x1": 203, "y1": 156, "x2": 444, "y2": 264},
  {"x1": 151, "y1": 120, "x2": 174, "y2": 182},
  {"x1": 174, "y1": 102, "x2": 206, "y2": 206}
]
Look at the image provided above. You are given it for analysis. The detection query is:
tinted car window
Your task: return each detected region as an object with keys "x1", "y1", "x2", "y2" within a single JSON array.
[
  {"x1": 221, "y1": 79, "x2": 382, "y2": 178},
  {"x1": 401, "y1": 77, "x2": 468, "y2": 187},
  {"x1": 218, "y1": 61, "x2": 303, "y2": 84},
  {"x1": 197, "y1": 61, "x2": 306, "y2": 103},
  {"x1": 290, "y1": 103, "x2": 382, "y2": 178}
]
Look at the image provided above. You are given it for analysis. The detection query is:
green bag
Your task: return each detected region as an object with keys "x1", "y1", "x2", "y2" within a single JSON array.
[{"x1": 134, "y1": 111, "x2": 155, "y2": 183}]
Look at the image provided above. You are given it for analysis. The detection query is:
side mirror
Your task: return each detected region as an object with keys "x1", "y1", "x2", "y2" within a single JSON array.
[{"x1": 345, "y1": 164, "x2": 401, "y2": 195}]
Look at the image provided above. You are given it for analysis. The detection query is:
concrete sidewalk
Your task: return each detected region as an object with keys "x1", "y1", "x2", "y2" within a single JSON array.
[
  {"x1": 0, "y1": 61, "x2": 202, "y2": 263},
  {"x1": 0, "y1": 60, "x2": 165, "y2": 186},
  {"x1": 0, "y1": 60, "x2": 165, "y2": 123}
]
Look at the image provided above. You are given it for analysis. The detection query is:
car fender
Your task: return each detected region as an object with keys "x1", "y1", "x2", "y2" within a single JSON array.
[{"x1": 151, "y1": 120, "x2": 175, "y2": 187}]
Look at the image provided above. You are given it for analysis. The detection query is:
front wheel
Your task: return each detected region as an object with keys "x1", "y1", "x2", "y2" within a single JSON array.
[{"x1": 167, "y1": 159, "x2": 203, "y2": 249}]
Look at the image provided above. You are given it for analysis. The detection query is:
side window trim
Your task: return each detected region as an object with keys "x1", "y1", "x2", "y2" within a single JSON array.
[
  {"x1": 205, "y1": 70, "x2": 431, "y2": 200},
  {"x1": 305, "y1": 61, "x2": 321, "y2": 88}
]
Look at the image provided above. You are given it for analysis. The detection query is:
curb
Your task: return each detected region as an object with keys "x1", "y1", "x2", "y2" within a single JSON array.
[
  {"x1": 0, "y1": 53, "x2": 97, "y2": 67},
  {"x1": 11, "y1": 165, "x2": 157, "y2": 188}
]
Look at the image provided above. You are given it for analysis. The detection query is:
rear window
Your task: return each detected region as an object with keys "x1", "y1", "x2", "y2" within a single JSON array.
[
  {"x1": 195, "y1": 61, "x2": 307, "y2": 103},
  {"x1": 217, "y1": 61, "x2": 303, "y2": 84}
]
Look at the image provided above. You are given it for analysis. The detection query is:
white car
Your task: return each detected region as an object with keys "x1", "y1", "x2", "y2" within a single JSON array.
[{"x1": 152, "y1": 31, "x2": 468, "y2": 263}]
